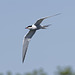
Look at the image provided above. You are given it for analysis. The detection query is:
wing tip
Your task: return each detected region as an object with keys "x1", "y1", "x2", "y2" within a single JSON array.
[{"x1": 22, "y1": 59, "x2": 24, "y2": 63}]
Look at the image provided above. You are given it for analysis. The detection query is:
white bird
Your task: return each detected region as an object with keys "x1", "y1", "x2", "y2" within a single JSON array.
[{"x1": 22, "y1": 13, "x2": 60, "y2": 63}]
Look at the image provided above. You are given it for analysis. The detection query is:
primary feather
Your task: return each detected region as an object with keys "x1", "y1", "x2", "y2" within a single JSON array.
[
  {"x1": 34, "y1": 13, "x2": 61, "y2": 26},
  {"x1": 22, "y1": 30, "x2": 36, "y2": 63}
]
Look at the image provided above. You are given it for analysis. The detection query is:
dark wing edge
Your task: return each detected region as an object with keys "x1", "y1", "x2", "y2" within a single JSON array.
[
  {"x1": 22, "y1": 30, "x2": 36, "y2": 63},
  {"x1": 34, "y1": 18, "x2": 45, "y2": 26},
  {"x1": 34, "y1": 13, "x2": 61, "y2": 26}
]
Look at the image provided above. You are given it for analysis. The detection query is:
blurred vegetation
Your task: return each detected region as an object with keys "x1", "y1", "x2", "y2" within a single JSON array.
[
  {"x1": 0, "y1": 67, "x2": 75, "y2": 75},
  {"x1": 55, "y1": 66, "x2": 75, "y2": 75}
]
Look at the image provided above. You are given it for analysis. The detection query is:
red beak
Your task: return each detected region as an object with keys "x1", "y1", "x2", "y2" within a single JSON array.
[{"x1": 25, "y1": 27, "x2": 28, "y2": 29}]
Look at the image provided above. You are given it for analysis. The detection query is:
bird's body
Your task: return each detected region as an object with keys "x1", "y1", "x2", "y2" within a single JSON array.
[{"x1": 22, "y1": 13, "x2": 60, "y2": 63}]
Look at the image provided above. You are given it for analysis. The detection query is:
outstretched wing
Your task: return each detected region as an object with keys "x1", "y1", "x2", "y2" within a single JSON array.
[
  {"x1": 34, "y1": 13, "x2": 61, "y2": 26},
  {"x1": 22, "y1": 30, "x2": 36, "y2": 63}
]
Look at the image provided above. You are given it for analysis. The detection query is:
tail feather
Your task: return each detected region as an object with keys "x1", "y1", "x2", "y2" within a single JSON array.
[{"x1": 42, "y1": 24, "x2": 51, "y2": 29}]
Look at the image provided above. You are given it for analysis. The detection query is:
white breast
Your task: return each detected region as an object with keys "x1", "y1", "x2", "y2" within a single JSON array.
[{"x1": 32, "y1": 24, "x2": 37, "y2": 29}]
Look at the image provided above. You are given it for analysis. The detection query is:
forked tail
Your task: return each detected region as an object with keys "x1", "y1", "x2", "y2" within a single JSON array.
[{"x1": 41, "y1": 24, "x2": 51, "y2": 29}]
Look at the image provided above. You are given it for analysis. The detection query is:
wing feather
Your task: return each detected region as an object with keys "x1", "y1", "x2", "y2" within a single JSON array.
[
  {"x1": 22, "y1": 30, "x2": 36, "y2": 63},
  {"x1": 34, "y1": 13, "x2": 61, "y2": 26}
]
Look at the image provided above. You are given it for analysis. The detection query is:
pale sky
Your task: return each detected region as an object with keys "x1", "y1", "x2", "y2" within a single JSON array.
[{"x1": 0, "y1": 0, "x2": 75, "y2": 75}]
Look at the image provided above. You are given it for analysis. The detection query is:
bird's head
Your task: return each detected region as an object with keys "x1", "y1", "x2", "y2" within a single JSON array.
[{"x1": 25, "y1": 25, "x2": 32, "y2": 29}]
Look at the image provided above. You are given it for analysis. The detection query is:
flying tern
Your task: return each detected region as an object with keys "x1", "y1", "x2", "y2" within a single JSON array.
[{"x1": 22, "y1": 13, "x2": 60, "y2": 63}]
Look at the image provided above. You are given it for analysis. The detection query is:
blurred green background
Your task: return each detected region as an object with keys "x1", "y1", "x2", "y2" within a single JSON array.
[{"x1": 0, "y1": 66, "x2": 75, "y2": 75}]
